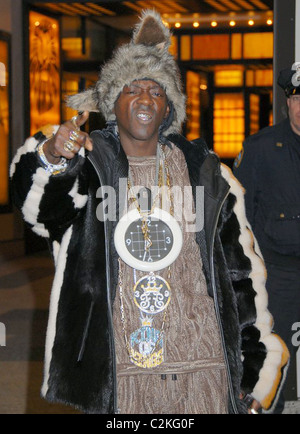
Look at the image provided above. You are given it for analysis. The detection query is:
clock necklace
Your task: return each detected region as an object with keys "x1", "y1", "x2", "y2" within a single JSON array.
[{"x1": 115, "y1": 143, "x2": 183, "y2": 369}]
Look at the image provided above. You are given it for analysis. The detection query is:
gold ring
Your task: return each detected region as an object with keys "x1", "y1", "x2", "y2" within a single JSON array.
[
  {"x1": 71, "y1": 116, "x2": 80, "y2": 130},
  {"x1": 69, "y1": 130, "x2": 80, "y2": 142},
  {"x1": 63, "y1": 141, "x2": 75, "y2": 152}
]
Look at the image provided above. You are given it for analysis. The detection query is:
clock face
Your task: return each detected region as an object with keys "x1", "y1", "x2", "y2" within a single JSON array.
[
  {"x1": 125, "y1": 217, "x2": 173, "y2": 263},
  {"x1": 114, "y1": 208, "x2": 183, "y2": 272}
]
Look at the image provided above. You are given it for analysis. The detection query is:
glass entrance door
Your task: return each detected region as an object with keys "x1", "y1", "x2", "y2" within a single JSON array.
[{"x1": 213, "y1": 92, "x2": 245, "y2": 160}]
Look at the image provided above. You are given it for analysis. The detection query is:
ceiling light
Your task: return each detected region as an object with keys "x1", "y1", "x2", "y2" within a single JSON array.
[
  {"x1": 211, "y1": 21, "x2": 218, "y2": 27},
  {"x1": 267, "y1": 19, "x2": 273, "y2": 25},
  {"x1": 193, "y1": 21, "x2": 200, "y2": 28},
  {"x1": 248, "y1": 19, "x2": 255, "y2": 26},
  {"x1": 229, "y1": 20, "x2": 236, "y2": 27},
  {"x1": 175, "y1": 22, "x2": 181, "y2": 28}
]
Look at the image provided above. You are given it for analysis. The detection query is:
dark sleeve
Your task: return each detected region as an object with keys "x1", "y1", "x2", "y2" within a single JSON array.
[{"x1": 233, "y1": 138, "x2": 259, "y2": 229}]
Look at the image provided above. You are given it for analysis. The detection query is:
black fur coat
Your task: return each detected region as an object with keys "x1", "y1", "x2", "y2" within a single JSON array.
[{"x1": 10, "y1": 125, "x2": 289, "y2": 414}]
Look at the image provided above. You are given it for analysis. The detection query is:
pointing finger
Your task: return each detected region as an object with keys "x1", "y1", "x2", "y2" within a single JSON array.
[{"x1": 74, "y1": 111, "x2": 90, "y2": 128}]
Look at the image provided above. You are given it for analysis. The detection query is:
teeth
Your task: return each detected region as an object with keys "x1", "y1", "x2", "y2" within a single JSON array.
[{"x1": 137, "y1": 113, "x2": 152, "y2": 121}]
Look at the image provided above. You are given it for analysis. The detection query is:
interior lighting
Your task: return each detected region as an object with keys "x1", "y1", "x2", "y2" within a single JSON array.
[
  {"x1": 267, "y1": 19, "x2": 273, "y2": 25},
  {"x1": 193, "y1": 21, "x2": 200, "y2": 28},
  {"x1": 211, "y1": 21, "x2": 218, "y2": 27},
  {"x1": 175, "y1": 22, "x2": 181, "y2": 28},
  {"x1": 35, "y1": 21, "x2": 40, "y2": 27},
  {"x1": 229, "y1": 20, "x2": 236, "y2": 27},
  {"x1": 248, "y1": 19, "x2": 255, "y2": 26}
]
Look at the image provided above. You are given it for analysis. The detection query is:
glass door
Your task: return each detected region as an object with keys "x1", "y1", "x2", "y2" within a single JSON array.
[{"x1": 213, "y1": 92, "x2": 245, "y2": 160}]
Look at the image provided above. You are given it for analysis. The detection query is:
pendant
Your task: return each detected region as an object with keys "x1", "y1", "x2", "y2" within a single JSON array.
[
  {"x1": 129, "y1": 325, "x2": 164, "y2": 368},
  {"x1": 114, "y1": 208, "x2": 183, "y2": 272},
  {"x1": 134, "y1": 272, "x2": 171, "y2": 315}
]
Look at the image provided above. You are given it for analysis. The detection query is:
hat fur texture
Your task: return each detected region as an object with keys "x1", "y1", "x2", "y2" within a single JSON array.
[{"x1": 67, "y1": 9, "x2": 186, "y2": 136}]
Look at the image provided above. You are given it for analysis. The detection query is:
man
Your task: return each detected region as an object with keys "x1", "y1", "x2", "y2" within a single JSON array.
[
  {"x1": 233, "y1": 66, "x2": 300, "y2": 413},
  {"x1": 10, "y1": 10, "x2": 288, "y2": 414}
]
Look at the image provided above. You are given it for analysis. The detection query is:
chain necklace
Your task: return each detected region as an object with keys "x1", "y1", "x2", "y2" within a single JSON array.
[
  {"x1": 127, "y1": 147, "x2": 163, "y2": 253},
  {"x1": 118, "y1": 258, "x2": 168, "y2": 368},
  {"x1": 117, "y1": 143, "x2": 178, "y2": 369}
]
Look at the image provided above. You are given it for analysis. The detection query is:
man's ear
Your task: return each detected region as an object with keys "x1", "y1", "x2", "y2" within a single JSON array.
[{"x1": 164, "y1": 104, "x2": 171, "y2": 119}]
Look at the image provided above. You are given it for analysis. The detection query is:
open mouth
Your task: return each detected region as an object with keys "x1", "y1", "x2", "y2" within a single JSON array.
[{"x1": 136, "y1": 112, "x2": 153, "y2": 122}]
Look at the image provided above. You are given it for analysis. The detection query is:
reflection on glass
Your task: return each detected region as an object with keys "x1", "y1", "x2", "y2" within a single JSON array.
[
  {"x1": 214, "y1": 93, "x2": 245, "y2": 159},
  {"x1": 29, "y1": 11, "x2": 61, "y2": 135},
  {"x1": 0, "y1": 38, "x2": 9, "y2": 206}
]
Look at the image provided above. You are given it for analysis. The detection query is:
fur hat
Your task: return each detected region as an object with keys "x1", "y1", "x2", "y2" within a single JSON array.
[{"x1": 67, "y1": 9, "x2": 186, "y2": 136}]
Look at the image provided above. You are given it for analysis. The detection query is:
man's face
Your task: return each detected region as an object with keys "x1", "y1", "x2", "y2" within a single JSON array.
[
  {"x1": 114, "y1": 80, "x2": 170, "y2": 155},
  {"x1": 287, "y1": 94, "x2": 300, "y2": 135}
]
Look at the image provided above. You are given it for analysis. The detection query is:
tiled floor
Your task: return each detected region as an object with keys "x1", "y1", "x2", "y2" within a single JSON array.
[
  {"x1": 0, "y1": 246, "x2": 299, "y2": 414},
  {"x1": 0, "y1": 249, "x2": 80, "y2": 414}
]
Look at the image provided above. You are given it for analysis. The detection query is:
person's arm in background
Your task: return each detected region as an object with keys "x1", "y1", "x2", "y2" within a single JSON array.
[{"x1": 233, "y1": 137, "x2": 259, "y2": 230}]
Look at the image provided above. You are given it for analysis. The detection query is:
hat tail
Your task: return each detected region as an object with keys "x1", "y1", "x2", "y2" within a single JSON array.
[{"x1": 132, "y1": 9, "x2": 171, "y2": 49}]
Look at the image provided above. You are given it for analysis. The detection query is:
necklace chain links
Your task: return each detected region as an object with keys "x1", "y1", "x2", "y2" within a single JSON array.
[{"x1": 118, "y1": 143, "x2": 175, "y2": 368}]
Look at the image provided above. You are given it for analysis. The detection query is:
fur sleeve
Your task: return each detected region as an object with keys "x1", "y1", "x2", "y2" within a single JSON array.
[
  {"x1": 220, "y1": 164, "x2": 290, "y2": 412},
  {"x1": 10, "y1": 129, "x2": 88, "y2": 241}
]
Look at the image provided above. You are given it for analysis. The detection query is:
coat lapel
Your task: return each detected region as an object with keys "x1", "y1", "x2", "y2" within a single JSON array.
[{"x1": 169, "y1": 134, "x2": 230, "y2": 296}]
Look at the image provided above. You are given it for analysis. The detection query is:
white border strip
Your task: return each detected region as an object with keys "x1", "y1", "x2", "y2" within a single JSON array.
[
  {"x1": 41, "y1": 226, "x2": 73, "y2": 397},
  {"x1": 220, "y1": 164, "x2": 287, "y2": 410}
]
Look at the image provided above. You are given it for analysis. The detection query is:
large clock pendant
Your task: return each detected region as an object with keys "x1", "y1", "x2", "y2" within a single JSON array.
[{"x1": 114, "y1": 208, "x2": 183, "y2": 272}]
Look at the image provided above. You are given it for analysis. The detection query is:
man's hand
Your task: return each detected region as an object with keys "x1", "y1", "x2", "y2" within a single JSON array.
[
  {"x1": 43, "y1": 111, "x2": 93, "y2": 164},
  {"x1": 240, "y1": 392, "x2": 262, "y2": 414},
  {"x1": 248, "y1": 398, "x2": 262, "y2": 414}
]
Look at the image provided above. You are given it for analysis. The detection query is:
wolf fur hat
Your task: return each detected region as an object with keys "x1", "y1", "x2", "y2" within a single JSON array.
[{"x1": 67, "y1": 9, "x2": 186, "y2": 136}]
